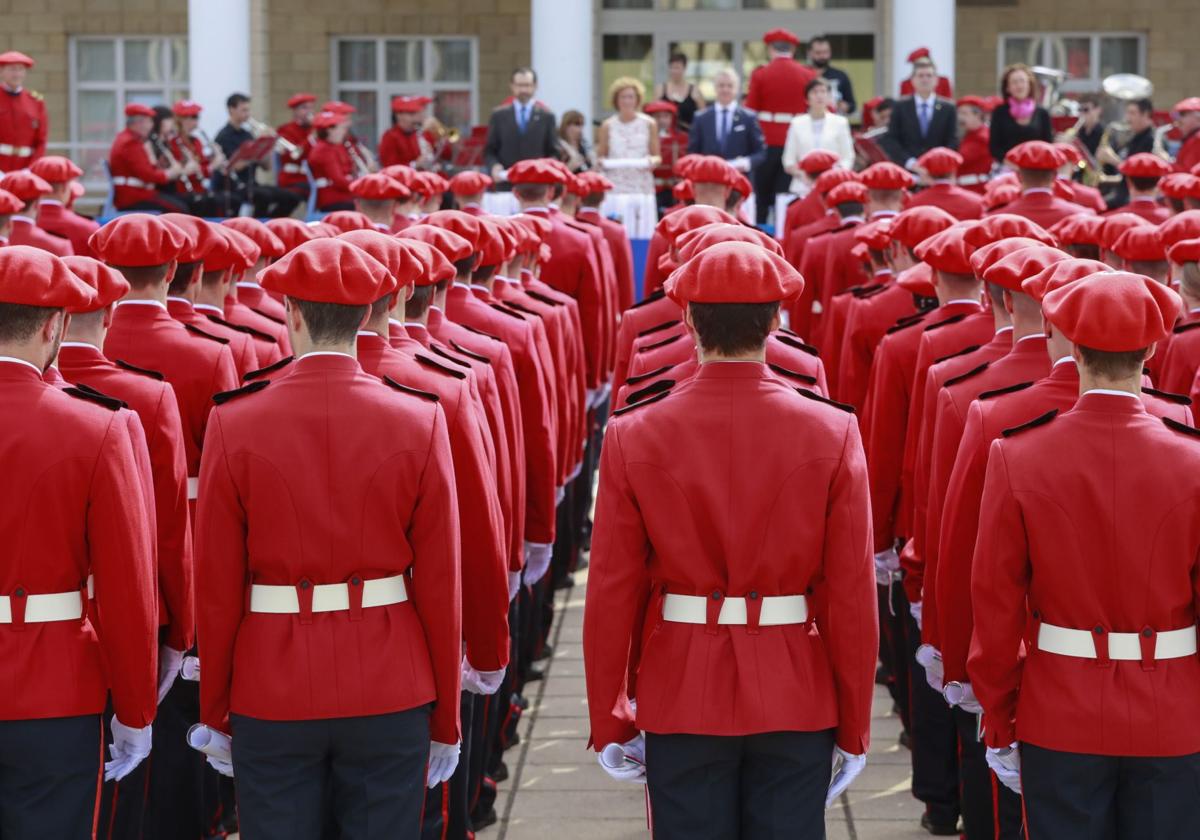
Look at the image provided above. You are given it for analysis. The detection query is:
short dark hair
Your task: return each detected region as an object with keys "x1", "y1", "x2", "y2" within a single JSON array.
[
  {"x1": 512, "y1": 66, "x2": 537, "y2": 83},
  {"x1": 115, "y1": 262, "x2": 173, "y2": 291},
  {"x1": 0, "y1": 302, "x2": 56, "y2": 342},
  {"x1": 369, "y1": 293, "x2": 393, "y2": 320},
  {"x1": 453, "y1": 256, "x2": 476, "y2": 278},
  {"x1": 1078, "y1": 92, "x2": 1101, "y2": 108},
  {"x1": 668, "y1": 52, "x2": 688, "y2": 66},
  {"x1": 290, "y1": 298, "x2": 367, "y2": 344},
  {"x1": 768, "y1": 41, "x2": 795, "y2": 54},
  {"x1": 805, "y1": 78, "x2": 829, "y2": 98},
  {"x1": 513, "y1": 183, "x2": 551, "y2": 203},
  {"x1": 169, "y1": 262, "x2": 201, "y2": 296},
  {"x1": 1065, "y1": 243, "x2": 1101, "y2": 260},
  {"x1": 201, "y1": 269, "x2": 227, "y2": 289},
  {"x1": 834, "y1": 201, "x2": 864, "y2": 218},
  {"x1": 1129, "y1": 175, "x2": 1160, "y2": 191},
  {"x1": 472, "y1": 263, "x2": 498, "y2": 282},
  {"x1": 581, "y1": 192, "x2": 605, "y2": 208},
  {"x1": 1130, "y1": 259, "x2": 1170, "y2": 278},
  {"x1": 725, "y1": 191, "x2": 742, "y2": 212},
  {"x1": 876, "y1": 97, "x2": 896, "y2": 112},
  {"x1": 985, "y1": 282, "x2": 1006, "y2": 308},
  {"x1": 408, "y1": 285, "x2": 436, "y2": 319},
  {"x1": 912, "y1": 57, "x2": 938, "y2": 76},
  {"x1": 1018, "y1": 168, "x2": 1055, "y2": 189},
  {"x1": 688, "y1": 301, "x2": 778, "y2": 356},
  {"x1": 1129, "y1": 98, "x2": 1153, "y2": 116},
  {"x1": 1077, "y1": 345, "x2": 1148, "y2": 379},
  {"x1": 226, "y1": 93, "x2": 250, "y2": 110},
  {"x1": 357, "y1": 198, "x2": 393, "y2": 214},
  {"x1": 808, "y1": 35, "x2": 830, "y2": 48}
]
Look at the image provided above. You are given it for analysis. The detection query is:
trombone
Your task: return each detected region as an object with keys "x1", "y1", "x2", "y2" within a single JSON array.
[{"x1": 247, "y1": 117, "x2": 301, "y2": 158}]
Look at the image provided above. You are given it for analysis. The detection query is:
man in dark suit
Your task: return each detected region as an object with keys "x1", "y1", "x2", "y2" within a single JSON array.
[
  {"x1": 484, "y1": 67, "x2": 558, "y2": 181},
  {"x1": 688, "y1": 69, "x2": 767, "y2": 176},
  {"x1": 880, "y1": 60, "x2": 957, "y2": 171}
]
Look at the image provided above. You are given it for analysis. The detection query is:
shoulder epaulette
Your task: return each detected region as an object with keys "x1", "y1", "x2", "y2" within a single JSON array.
[
  {"x1": 29, "y1": 89, "x2": 43, "y2": 101},
  {"x1": 65, "y1": 384, "x2": 127, "y2": 411},
  {"x1": 448, "y1": 340, "x2": 492, "y2": 365},
  {"x1": 637, "y1": 320, "x2": 681, "y2": 339},
  {"x1": 854, "y1": 284, "x2": 889, "y2": 299},
  {"x1": 612, "y1": 389, "x2": 670, "y2": 417},
  {"x1": 1163, "y1": 417, "x2": 1200, "y2": 439},
  {"x1": 768, "y1": 363, "x2": 817, "y2": 385},
  {"x1": 184, "y1": 323, "x2": 230, "y2": 345},
  {"x1": 382, "y1": 375, "x2": 439, "y2": 402},
  {"x1": 887, "y1": 314, "x2": 926, "y2": 335},
  {"x1": 626, "y1": 363, "x2": 677, "y2": 386},
  {"x1": 934, "y1": 344, "x2": 981, "y2": 366},
  {"x1": 429, "y1": 346, "x2": 471, "y2": 368},
  {"x1": 979, "y1": 380, "x2": 1034, "y2": 401},
  {"x1": 213, "y1": 379, "x2": 270, "y2": 405},
  {"x1": 244, "y1": 355, "x2": 294, "y2": 382},
  {"x1": 773, "y1": 334, "x2": 819, "y2": 356},
  {"x1": 835, "y1": 284, "x2": 869, "y2": 298},
  {"x1": 1173, "y1": 321, "x2": 1200, "y2": 335},
  {"x1": 627, "y1": 378, "x2": 674, "y2": 405},
  {"x1": 777, "y1": 327, "x2": 802, "y2": 338},
  {"x1": 488, "y1": 302, "x2": 528, "y2": 321},
  {"x1": 460, "y1": 323, "x2": 503, "y2": 343},
  {"x1": 795, "y1": 387, "x2": 854, "y2": 413},
  {"x1": 944, "y1": 362, "x2": 989, "y2": 389},
  {"x1": 1001, "y1": 409, "x2": 1058, "y2": 438},
  {"x1": 249, "y1": 307, "x2": 286, "y2": 326},
  {"x1": 115, "y1": 358, "x2": 165, "y2": 380},
  {"x1": 525, "y1": 290, "x2": 564, "y2": 307},
  {"x1": 204, "y1": 313, "x2": 277, "y2": 343},
  {"x1": 630, "y1": 289, "x2": 666, "y2": 309},
  {"x1": 1144, "y1": 386, "x2": 1192, "y2": 406},
  {"x1": 416, "y1": 353, "x2": 466, "y2": 380},
  {"x1": 503, "y1": 300, "x2": 542, "y2": 318},
  {"x1": 924, "y1": 313, "x2": 967, "y2": 332},
  {"x1": 638, "y1": 333, "x2": 683, "y2": 353}
]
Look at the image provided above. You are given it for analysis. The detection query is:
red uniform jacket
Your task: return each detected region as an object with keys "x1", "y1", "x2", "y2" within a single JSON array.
[
  {"x1": 37, "y1": 201, "x2": 98, "y2": 257},
  {"x1": 0, "y1": 87, "x2": 47, "y2": 172},
  {"x1": 196, "y1": 353, "x2": 462, "y2": 741},
  {"x1": 785, "y1": 211, "x2": 840, "y2": 273},
  {"x1": 956, "y1": 126, "x2": 991, "y2": 189},
  {"x1": 745, "y1": 58, "x2": 815, "y2": 147},
  {"x1": 969, "y1": 392, "x2": 1200, "y2": 756},
  {"x1": 1176, "y1": 129, "x2": 1200, "y2": 174},
  {"x1": 275, "y1": 121, "x2": 313, "y2": 189},
  {"x1": 1159, "y1": 317, "x2": 1200, "y2": 395},
  {"x1": 9, "y1": 215, "x2": 71, "y2": 256},
  {"x1": 782, "y1": 189, "x2": 826, "y2": 243},
  {"x1": 905, "y1": 182, "x2": 984, "y2": 221},
  {"x1": 109, "y1": 129, "x2": 170, "y2": 209},
  {"x1": 821, "y1": 270, "x2": 893, "y2": 391},
  {"x1": 307, "y1": 139, "x2": 355, "y2": 209},
  {"x1": 641, "y1": 230, "x2": 671, "y2": 298},
  {"x1": 1105, "y1": 196, "x2": 1170, "y2": 224},
  {"x1": 0, "y1": 360, "x2": 157, "y2": 725},
  {"x1": 58, "y1": 342, "x2": 194, "y2": 653},
  {"x1": 793, "y1": 217, "x2": 862, "y2": 343},
  {"x1": 986, "y1": 189, "x2": 1093, "y2": 229},
  {"x1": 225, "y1": 288, "x2": 292, "y2": 358},
  {"x1": 614, "y1": 290, "x2": 677, "y2": 395},
  {"x1": 193, "y1": 302, "x2": 280, "y2": 369},
  {"x1": 576, "y1": 207, "x2": 636, "y2": 315},
  {"x1": 1061, "y1": 179, "x2": 1106, "y2": 213},
  {"x1": 836, "y1": 282, "x2": 920, "y2": 411},
  {"x1": 557, "y1": 209, "x2": 618, "y2": 377},
  {"x1": 167, "y1": 297, "x2": 258, "y2": 379},
  {"x1": 236, "y1": 281, "x2": 287, "y2": 323},
  {"x1": 584, "y1": 362, "x2": 876, "y2": 752},
  {"x1": 378, "y1": 126, "x2": 422, "y2": 168}
]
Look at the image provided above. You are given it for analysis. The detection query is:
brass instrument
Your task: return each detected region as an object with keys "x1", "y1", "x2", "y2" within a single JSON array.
[
  {"x1": 196, "y1": 127, "x2": 228, "y2": 175},
  {"x1": 247, "y1": 117, "x2": 301, "y2": 157},
  {"x1": 421, "y1": 117, "x2": 461, "y2": 169},
  {"x1": 344, "y1": 137, "x2": 377, "y2": 177},
  {"x1": 1093, "y1": 74, "x2": 1169, "y2": 185},
  {"x1": 151, "y1": 133, "x2": 195, "y2": 193}
]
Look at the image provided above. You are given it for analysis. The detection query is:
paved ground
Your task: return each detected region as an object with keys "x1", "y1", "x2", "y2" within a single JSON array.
[{"x1": 486, "y1": 572, "x2": 934, "y2": 840}]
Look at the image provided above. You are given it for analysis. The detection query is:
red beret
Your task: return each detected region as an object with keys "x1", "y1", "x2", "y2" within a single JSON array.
[
  {"x1": 1, "y1": 170, "x2": 51, "y2": 201},
  {"x1": 448, "y1": 171, "x2": 493, "y2": 196},
  {"x1": 1160, "y1": 173, "x2": 1200, "y2": 200},
  {"x1": 158, "y1": 213, "x2": 222, "y2": 264},
  {"x1": 306, "y1": 222, "x2": 340, "y2": 238},
  {"x1": 853, "y1": 218, "x2": 893, "y2": 251},
  {"x1": 763, "y1": 28, "x2": 800, "y2": 46},
  {"x1": 424, "y1": 209, "x2": 483, "y2": 253},
  {"x1": 863, "y1": 96, "x2": 885, "y2": 112},
  {"x1": 664, "y1": 241, "x2": 803, "y2": 305},
  {"x1": 0, "y1": 246, "x2": 93, "y2": 309},
  {"x1": 1112, "y1": 226, "x2": 1167, "y2": 262},
  {"x1": 985, "y1": 171, "x2": 1020, "y2": 192},
  {"x1": 474, "y1": 216, "x2": 513, "y2": 266},
  {"x1": 221, "y1": 217, "x2": 285, "y2": 260},
  {"x1": 896, "y1": 262, "x2": 937, "y2": 297},
  {"x1": 1098, "y1": 212, "x2": 1153, "y2": 251},
  {"x1": 731, "y1": 170, "x2": 753, "y2": 197},
  {"x1": 917, "y1": 147, "x2": 963, "y2": 176},
  {"x1": 0, "y1": 188, "x2": 23, "y2": 214},
  {"x1": 984, "y1": 182, "x2": 1020, "y2": 211},
  {"x1": 321, "y1": 101, "x2": 356, "y2": 115},
  {"x1": 62, "y1": 256, "x2": 129, "y2": 313},
  {"x1": 656, "y1": 205, "x2": 738, "y2": 244},
  {"x1": 673, "y1": 154, "x2": 703, "y2": 177},
  {"x1": 397, "y1": 223, "x2": 474, "y2": 263},
  {"x1": 382, "y1": 165, "x2": 416, "y2": 188},
  {"x1": 1042, "y1": 271, "x2": 1181, "y2": 351},
  {"x1": 577, "y1": 171, "x2": 614, "y2": 193},
  {"x1": 1168, "y1": 238, "x2": 1200, "y2": 265},
  {"x1": 322, "y1": 210, "x2": 374, "y2": 234},
  {"x1": 397, "y1": 238, "x2": 456, "y2": 287},
  {"x1": 890, "y1": 205, "x2": 957, "y2": 248},
  {"x1": 337, "y1": 229, "x2": 424, "y2": 291},
  {"x1": 1174, "y1": 97, "x2": 1200, "y2": 114},
  {"x1": 408, "y1": 171, "x2": 444, "y2": 198},
  {"x1": 1119, "y1": 153, "x2": 1171, "y2": 179},
  {"x1": 349, "y1": 173, "x2": 411, "y2": 201},
  {"x1": 914, "y1": 224, "x2": 977, "y2": 275},
  {"x1": 672, "y1": 179, "x2": 693, "y2": 202},
  {"x1": 91, "y1": 213, "x2": 188, "y2": 266},
  {"x1": 312, "y1": 110, "x2": 345, "y2": 130},
  {"x1": 825, "y1": 180, "x2": 869, "y2": 206},
  {"x1": 0, "y1": 51, "x2": 34, "y2": 68},
  {"x1": 1159, "y1": 210, "x2": 1200, "y2": 249},
  {"x1": 860, "y1": 161, "x2": 915, "y2": 191},
  {"x1": 501, "y1": 217, "x2": 537, "y2": 255},
  {"x1": 30, "y1": 156, "x2": 83, "y2": 183},
  {"x1": 686, "y1": 155, "x2": 737, "y2": 187},
  {"x1": 259, "y1": 238, "x2": 396, "y2": 305},
  {"x1": 963, "y1": 213, "x2": 1055, "y2": 248},
  {"x1": 287, "y1": 93, "x2": 317, "y2": 108},
  {"x1": 265, "y1": 217, "x2": 324, "y2": 254},
  {"x1": 508, "y1": 158, "x2": 565, "y2": 185},
  {"x1": 564, "y1": 174, "x2": 590, "y2": 197},
  {"x1": 813, "y1": 167, "x2": 860, "y2": 196},
  {"x1": 969, "y1": 236, "x2": 1056, "y2": 278},
  {"x1": 675, "y1": 223, "x2": 784, "y2": 263},
  {"x1": 907, "y1": 47, "x2": 930, "y2": 62},
  {"x1": 982, "y1": 245, "x2": 1070, "y2": 293},
  {"x1": 643, "y1": 101, "x2": 677, "y2": 116},
  {"x1": 124, "y1": 103, "x2": 155, "y2": 119},
  {"x1": 513, "y1": 212, "x2": 553, "y2": 242},
  {"x1": 1049, "y1": 213, "x2": 1105, "y2": 247},
  {"x1": 1053, "y1": 142, "x2": 1083, "y2": 165},
  {"x1": 1005, "y1": 140, "x2": 1065, "y2": 171},
  {"x1": 1021, "y1": 258, "x2": 1112, "y2": 302},
  {"x1": 957, "y1": 95, "x2": 992, "y2": 112},
  {"x1": 391, "y1": 95, "x2": 432, "y2": 114},
  {"x1": 214, "y1": 226, "x2": 261, "y2": 272},
  {"x1": 799, "y1": 149, "x2": 839, "y2": 175},
  {"x1": 172, "y1": 99, "x2": 202, "y2": 118}
]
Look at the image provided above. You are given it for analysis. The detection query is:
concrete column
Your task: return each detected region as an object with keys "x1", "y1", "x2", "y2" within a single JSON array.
[
  {"x1": 890, "y1": 0, "x2": 955, "y2": 92},
  {"x1": 189, "y1": 0, "x2": 252, "y2": 136},
  {"x1": 531, "y1": 0, "x2": 594, "y2": 131}
]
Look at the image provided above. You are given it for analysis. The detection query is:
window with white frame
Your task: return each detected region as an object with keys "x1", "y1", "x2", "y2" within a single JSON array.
[
  {"x1": 998, "y1": 33, "x2": 1144, "y2": 94},
  {"x1": 69, "y1": 36, "x2": 189, "y2": 182},
  {"x1": 332, "y1": 36, "x2": 477, "y2": 151}
]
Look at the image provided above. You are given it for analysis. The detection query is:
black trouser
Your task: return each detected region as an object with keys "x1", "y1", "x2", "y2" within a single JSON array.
[
  {"x1": 96, "y1": 702, "x2": 147, "y2": 840},
  {"x1": 904, "y1": 611, "x2": 960, "y2": 826},
  {"x1": 421, "y1": 693, "x2": 472, "y2": 840},
  {"x1": 753, "y1": 146, "x2": 789, "y2": 225},
  {"x1": 231, "y1": 707, "x2": 430, "y2": 840},
  {"x1": 1021, "y1": 743, "x2": 1200, "y2": 840},
  {"x1": 118, "y1": 193, "x2": 189, "y2": 214},
  {"x1": 219, "y1": 184, "x2": 302, "y2": 218},
  {"x1": 878, "y1": 579, "x2": 912, "y2": 733},
  {"x1": 317, "y1": 200, "x2": 356, "y2": 213},
  {"x1": 172, "y1": 190, "x2": 226, "y2": 218},
  {"x1": 0, "y1": 714, "x2": 102, "y2": 839},
  {"x1": 953, "y1": 707, "x2": 1024, "y2": 839},
  {"x1": 645, "y1": 729, "x2": 835, "y2": 840}
]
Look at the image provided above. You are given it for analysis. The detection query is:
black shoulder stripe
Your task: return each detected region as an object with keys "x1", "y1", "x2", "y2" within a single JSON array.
[
  {"x1": 612, "y1": 389, "x2": 670, "y2": 416},
  {"x1": 627, "y1": 378, "x2": 675, "y2": 404},
  {"x1": 460, "y1": 323, "x2": 503, "y2": 343},
  {"x1": 835, "y1": 285, "x2": 869, "y2": 299},
  {"x1": 65, "y1": 384, "x2": 127, "y2": 411},
  {"x1": 205, "y1": 314, "x2": 278, "y2": 343},
  {"x1": 1173, "y1": 320, "x2": 1200, "y2": 334},
  {"x1": 488, "y1": 302, "x2": 528, "y2": 321},
  {"x1": 944, "y1": 362, "x2": 989, "y2": 389},
  {"x1": 448, "y1": 340, "x2": 492, "y2": 365},
  {"x1": 1163, "y1": 417, "x2": 1200, "y2": 438},
  {"x1": 213, "y1": 379, "x2": 270, "y2": 405},
  {"x1": 630, "y1": 289, "x2": 666, "y2": 309},
  {"x1": 626, "y1": 363, "x2": 677, "y2": 386},
  {"x1": 416, "y1": 353, "x2": 466, "y2": 380},
  {"x1": 1144, "y1": 386, "x2": 1192, "y2": 406},
  {"x1": 924, "y1": 313, "x2": 967, "y2": 332},
  {"x1": 504, "y1": 300, "x2": 543, "y2": 318},
  {"x1": 768, "y1": 363, "x2": 817, "y2": 385},
  {"x1": 774, "y1": 334, "x2": 819, "y2": 356},
  {"x1": 934, "y1": 344, "x2": 981, "y2": 366},
  {"x1": 184, "y1": 323, "x2": 230, "y2": 345},
  {"x1": 244, "y1": 355, "x2": 294, "y2": 382},
  {"x1": 777, "y1": 326, "x2": 802, "y2": 338},
  {"x1": 1001, "y1": 409, "x2": 1058, "y2": 438},
  {"x1": 382, "y1": 375, "x2": 439, "y2": 402},
  {"x1": 249, "y1": 307, "x2": 286, "y2": 326},
  {"x1": 887, "y1": 315, "x2": 926, "y2": 334},
  {"x1": 525, "y1": 289, "x2": 564, "y2": 307},
  {"x1": 638, "y1": 333, "x2": 683, "y2": 353},
  {"x1": 795, "y1": 387, "x2": 854, "y2": 413},
  {"x1": 979, "y1": 381, "x2": 1034, "y2": 401},
  {"x1": 857, "y1": 284, "x2": 889, "y2": 299},
  {"x1": 115, "y1": 359, "x2": 165, "y2": 380},
  {"x1": 429, "y1": 345, "x2": 471, "y2": 368},
  {"x1": 636, "y1": 320, "x2": 681, "y2": 339}
]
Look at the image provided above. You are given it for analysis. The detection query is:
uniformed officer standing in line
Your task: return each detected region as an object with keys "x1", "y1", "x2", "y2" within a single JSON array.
[
  {"x1": 0, "y1": 51, "x2": 47, "y2": 172},
  {"x1": 584, "y1": 241, "x2": 877, "y2": 839}
]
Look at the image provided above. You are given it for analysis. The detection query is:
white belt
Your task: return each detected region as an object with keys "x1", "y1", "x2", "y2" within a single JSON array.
[
  {"x1": 754, "y1": 111, "x2": 797, "y2": 124},
  {"x1": 0, "y1": 144, "x2": 32, "y2": 156},
  {"x1": 112, "y1": 176, "x2": 149, "y2": 188},
  {"x1": 662, "y1": 593, "x2": 808, "y2": 626},
  {"x1": 1037, "y1": 622, "x2": 1197, "y2": 661},
  {"x1": 187, "y1": 476, "x2": 199, "y2": 500},
  {"x1": 0, "y1": 576, "x2": 93, "y2": 624},
  {"x1": 282, "y1": 163, "x2": 304, "y2": 174},
  {"x1": 312, "y1": 178, "x2": 332, "y2": 188},
  {"x1": 249, "y1": 574, "x2": 408, "y2": 614},
  {"x1": 957, "y1": 173, "x2": 991, "y2": 186}
]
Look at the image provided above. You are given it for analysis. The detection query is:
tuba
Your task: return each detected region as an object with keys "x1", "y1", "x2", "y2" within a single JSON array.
[{"x1": 1095, "y1": 74, "x2": 1163, "y2": 183}]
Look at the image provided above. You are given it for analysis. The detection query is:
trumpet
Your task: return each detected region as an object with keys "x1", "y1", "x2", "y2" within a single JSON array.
[{"x1": 247, "y1": 117, "x2": 301, "y2": 157}]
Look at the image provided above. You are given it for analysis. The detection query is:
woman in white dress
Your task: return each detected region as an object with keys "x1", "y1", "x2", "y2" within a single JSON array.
[
  {"x1": 596, "y1": 77, "x2": 661, "y2": 196},
  {"x1": 781, "y1": 78, "x2": 854, "y2": 193}
]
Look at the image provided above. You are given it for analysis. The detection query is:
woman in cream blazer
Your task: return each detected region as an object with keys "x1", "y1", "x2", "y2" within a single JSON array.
[{"x1": 781, "y1": 78, "x2": 854, "y2": 193}]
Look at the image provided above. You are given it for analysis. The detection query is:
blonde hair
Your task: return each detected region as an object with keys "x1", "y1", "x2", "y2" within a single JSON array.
[{"x1": 609, "y1": 76, "x2": 646, "y2": 110}]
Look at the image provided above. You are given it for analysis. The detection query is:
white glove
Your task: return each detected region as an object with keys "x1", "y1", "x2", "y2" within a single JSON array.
[
  {"x1": 106, "y1": 718, "x2": 153, "y2": 781},
  {"x1": 157, "y1": 645, "x2": 184, "y2": 704},
  {"x1": 461, "y1": 657, "x2": 506, "y2": 695},
  {"x1": 180, "y1": 655, "x2": 201, "y2": 682},
  {"x1": 986, "y1": 744, "x2": 1022, "y2": 794},
  {"x1": 731, "y1": 156, "x2": 751, "y2": 172},
  {"x1": 873, "y1": 548, "x2": 900, "y2": 586},
  {"x1": 598, "y1": 733, "x2": 646, "y2": 783},
  {"x1": 508, "y1": 570, "x2": 522, "y2": 602},
  {"x1": 599, "y1": 157, "x2": 651, "y2": 171},
  {"x1": 826, "y1": 747, "x2": 867, "y2": 807},
  {"x1": 524, "y1": 541, "x2": 553, "y2": 585},
  {"x1": 915, "y1": 644, "x2": 943, "y2": 693},
  {"x1": 944, "y1": 680, "x2": 984, "y2": 715},
  {"x1": 909, "y1": 599, "x2": 923, "y2": 630},
  {"x1": 186, "y1": 723, "x2": 233, "y2": 778},
  {"x1": 555, "y1": 485, "x2": 566, "y2": 506},
  {"x1": 427, "y1": 741, "x2": 461, "y2": 788}
]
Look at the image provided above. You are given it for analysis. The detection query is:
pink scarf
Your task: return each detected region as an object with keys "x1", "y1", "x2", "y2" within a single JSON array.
[{"x1": 1008, "y1": 97, "x2": 1036, "y2": 120}]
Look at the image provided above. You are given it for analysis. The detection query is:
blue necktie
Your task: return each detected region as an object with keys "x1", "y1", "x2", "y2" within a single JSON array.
[
  {"x1": 918, "y1": 102, "x2": 931, "y2": 137},
  {"x1": 517, "y1": 104, "x2": 528, "y2": 134},
  {"x1": 721, "y1": 109, "x2": 731, "y2": 148}
]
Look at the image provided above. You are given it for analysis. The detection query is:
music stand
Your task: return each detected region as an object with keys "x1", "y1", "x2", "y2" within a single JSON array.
[{"x1": 227, "y1": 136, "x2": 278, "y2": 170}]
